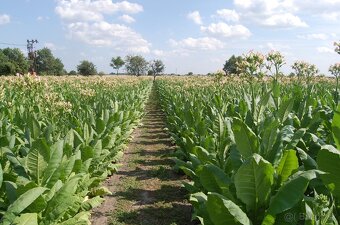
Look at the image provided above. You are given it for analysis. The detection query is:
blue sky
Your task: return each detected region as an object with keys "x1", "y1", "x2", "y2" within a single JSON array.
[{"x1": 0, "y1": 0, "x2": 339, "y2": 74}]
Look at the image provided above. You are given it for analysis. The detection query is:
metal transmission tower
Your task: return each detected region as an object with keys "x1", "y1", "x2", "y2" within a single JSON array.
[{"x1": 27, "y1": 39, "x2": 38, "y2": 75}]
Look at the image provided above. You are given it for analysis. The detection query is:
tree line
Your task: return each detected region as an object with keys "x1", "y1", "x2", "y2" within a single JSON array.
[{"x1": 0, "y1": 47, "x2": 165, "y2": 77}]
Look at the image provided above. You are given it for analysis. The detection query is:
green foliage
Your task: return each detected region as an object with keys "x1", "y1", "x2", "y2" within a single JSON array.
[
  {"x1": 0, "y1": 48, "x2": 29, "y2": 75},
  {"x1": 36, "y1": 47, "x2": 65, "y2": 75},
  {"x1": 125, "y1": 55, "x2": 148, "y2": 76},
  {"x1": 223, "y1": 55, "x2": 243, "y2": 76},
  {"x1": 110, "y1": 56, "x2": 125, "y2": 75},
  {"x1": 68, "y1": 70, "x2": 77, "y2": 75},
  {"x1": 0, "y1": 76, "x2": 152, "y2": 224},
  {"x1": 156, "y1": 75, "x2": 340, "y2": 224},
  {"x1": 77, "y1": 60, "x2": 97, "y2": 76},
  {"x1": 150, "y1": 59, "x2": 165, "y2": 78}
]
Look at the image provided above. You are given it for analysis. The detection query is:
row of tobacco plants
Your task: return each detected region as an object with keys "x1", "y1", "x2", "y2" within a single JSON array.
[
  {"x1": 0, "y1": 76, "x2": 152, "y2": 224},
  {"x1": 157, "y1": 52, "x2": 340, "y2": 224}
]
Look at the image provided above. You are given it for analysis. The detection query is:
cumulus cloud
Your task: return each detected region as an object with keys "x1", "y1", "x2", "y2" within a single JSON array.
[
  {"x1": 201, "y1": 22, "x2": 251, "y2": 39},
  {"x1": 0, "y1": 14, "x2": 10, "y2": 25},
  {"x1": 233, "y1": 0, "x2": 309, "y2": 28},
  {"x1": 55, "y1": 0, "x2": 143, "y2": 21},
  {"x1": 187, "y1": 11, "x2": 203, "y2": 25},
  {"x1": 67, "y1": 21, "x2": 150, "y2": 53},
  {"x1": 119, "y1": 14, "x2": 135, "y2": 23},
  {"x1": 55, "y1": 0, "x2": 150, "y2": 53},
  {"x1": 297, "y1": 33, "x2": 328, "y2": 40},
  {"x1": 215, "y1": 9, "x2": 240, "y2": 22},
  {"x1": 170, "y1": 37, "x2": 224, "y2": 50},
  {"x1": 262, "y1": 13, "x2": 308, "y2": 27}
]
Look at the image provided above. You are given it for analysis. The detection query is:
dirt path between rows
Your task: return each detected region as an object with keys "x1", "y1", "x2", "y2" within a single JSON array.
[{"x1": 91, "y1": 85, "x2": 196, "y2": 225}]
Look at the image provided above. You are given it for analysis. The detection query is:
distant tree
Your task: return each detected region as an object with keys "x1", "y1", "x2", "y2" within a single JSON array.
[
  {"x1": 223, "y1": 55, "x2": 243, "y2": 76},
  {"x1": 98, "y1": 71, "x2": 106, "y2": 76},
  {"x1": 150, "y1": 59, "x2": 165, "y2": 81},
  {"x1": 188, "y1": 72, "x2": 193, "y2": 76},
  {"x1": 68, "y1": 70, "x2": 77, "y2": 75},
  {"x1": 0, "y1": 48, "x2": 29, "y2": 75},
  {"x1": 125, "y1": 55, "x2": 148, "y2": 76},
  {"x1": 77, "y1": 60, "x2": 97, "y2": 76},
  {"x1": 36, "y1": 48, "x2": 65, "y2": 75},
  {"x1": 110, "y1": 56, "x2": 125, "y2": 75}
]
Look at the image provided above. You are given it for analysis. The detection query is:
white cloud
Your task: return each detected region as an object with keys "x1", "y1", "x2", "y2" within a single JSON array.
[
  {"x1": 262, "y1": 13, "x2": 308, "y2": 27},
  {"x1": 187, "y1": 11, "x2": 202, "y2": 25},
  {"x1": 119, "y1": 14, "x2": 135, "y2": 23},
  {"x1": 0, "y1": 14, "x2": 10, "y2": 25},
  {"x1": 55, "y1": 0, "x2": 143, "y2": 22},
  {"x1": 170, "y1": 37, "x2": 224, "y2": 50},
  {"x1": 55, "y1": 0, "x2": 150, "y2": 53},
  {"x1": 234, "y1": 0, "x2": 296, "y2": 14},
  {"x1": 316, "y1": 46, "x2": 335, "y2": 53},
  {"x1": 233, "y1": 0, "x2": 309, "y2": 28},
  {"x1": 215, "y1": 9, "x2": 240, "y2": 22},
  {"x1": 67, "y1": 21, "x2": 150, "y2": 53},
  {"x1": 201, "y1": 22, "x2": 251, "y2": 39},
  {"x1": 297, "y1": 33, "x2": 328, "y2": 40},
  {"x1": 152, "y1": 49, "x2": 165, "y2": 56}
]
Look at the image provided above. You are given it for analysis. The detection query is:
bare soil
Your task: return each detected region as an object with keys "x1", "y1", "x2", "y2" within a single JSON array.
[{"x1": 91, "y1": 85, "x2": 196, "y2": 225}]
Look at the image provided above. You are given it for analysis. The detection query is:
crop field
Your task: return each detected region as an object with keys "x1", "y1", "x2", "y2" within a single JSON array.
[
  {"x1": 0, "y1": 76, "x2": 152, "y2": 224},
  {"x1": 157, "y1": 76, "x2": 340, "y2": 224},
  {"x1": 0, "y1": 74, "x2": 340, "y2": 225}
]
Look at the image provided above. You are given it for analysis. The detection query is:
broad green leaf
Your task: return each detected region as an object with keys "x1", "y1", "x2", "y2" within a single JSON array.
[
  {"x1": 206, "y1": 192, "x2": 252, "y2": 225},
  {"x1": 277, "y1": 99, "x2": 294, "y2": 123},
  {"x1": 332, "y1": 105, "x2": 340, "y2": 149},
  {"x1": 189, "y1": 192, "x2": 214, "y2": 225},
  {"x1": 29, "y1": 116, "x2": 41, "y2": 140},
  {"x1": 267, "y1": 170, "x2": 318, "y2": 216},
  {"x1": 80, "y1": 196, "x2": 104, "y2": 211},
  {"x1": 197, "y1": 164, "x2": 233, "y2": 200},
  {"x1": 317, "y1": 145, "x2": 340, "y2": 198},
  {"x1": 254, "y1": 90, "x2": 272, "y2": 124},
  {"x1": 44, "y1": 176, "x2": 80, "y2": 223},
  {"x1": 12, "y1": 213, "x2": 38, "y2": 225},
  {"x1": 60, "y1": 155, "x2": 76, "y2": 181},
  {"x1": 193, "y1": 146, "x2": 213, "y2": 164},
  {"x1": 5, "y1": 181, "x2": 17, "y2": 204},
  {"x1": 96, "y1": 118, "x2": 106, "y2": 134},
  {"x1": 232, "y1": 118, "x2": 259, "y2": 159},
  {"x1": 234, "y1": 154, "x2": 274, "y2": 212},
  {"x1": 296, "y1": 148, "x2": 317, "y2": 170},
  {"x1": 64, "y1": 129, "x2": 74, "y2": 149},
  {"x1": 6, "y1": 152, "x2": 29, "y2": 179},
  {"x1": 26, "y1": 147, "x2": 48, "y2": 185},
  {"x1": 42, "y1": 140, "x2": 63, "y2": 185},
  {"x1": 6, "y1": 187, "x2": 47, "y2": 216},
  {"x1": 59, "y1": 211, "x2": 91, "y2": 225},
  {"x1": 276, "y1": 150, "x2": 298, "y2": 185}
]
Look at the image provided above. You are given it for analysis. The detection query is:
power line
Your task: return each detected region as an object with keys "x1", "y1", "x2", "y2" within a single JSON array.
[{"x1": 0, "y1": 42, "x2": 26, "y2": 47}]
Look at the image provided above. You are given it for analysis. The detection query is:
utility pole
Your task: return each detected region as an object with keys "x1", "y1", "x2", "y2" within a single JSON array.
[{"x1": 27, "y1": 39, "x2": 38, "y2": 75}]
